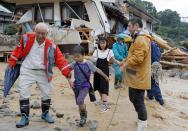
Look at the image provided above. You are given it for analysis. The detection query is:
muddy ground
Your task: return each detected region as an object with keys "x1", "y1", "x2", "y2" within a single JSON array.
[{"x1": 0, "y1": 62, "x2": 188, "y2": 131}]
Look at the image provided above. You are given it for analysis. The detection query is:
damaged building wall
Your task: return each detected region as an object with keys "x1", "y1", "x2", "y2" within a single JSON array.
[
  {"x1": 0, "y1": 34, "x2": 17, "y2": 62},
  {"x1": 6, "y1": 0, "x2": 155, "y2": 54},
  {"x1": 48, "y1": 26, "x2": 81, "y2": 45},
  {"x1": 92, "y1": 0, "x2": 110, "y2": 33},
  {"x1": 0, "y1": 5, "x2": 13, "y2": 33},
  {"x1": 84, "y1": 1, "x2": 104, "y2": 36},
  {"x1": 54, "y1": 0, "x2": 61, "y2": 26},
  {"x1": 12, "y1": 0, "x2": 125, "y2": 53}
]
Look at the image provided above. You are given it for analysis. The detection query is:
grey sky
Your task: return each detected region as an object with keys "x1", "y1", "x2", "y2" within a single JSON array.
[{"x1": 145, "y1": 0, "x2": 188, "y2": 18}]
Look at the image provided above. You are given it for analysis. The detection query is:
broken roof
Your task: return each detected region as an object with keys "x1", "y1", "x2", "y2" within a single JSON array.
[
  {"x1": 0, "y1": 4, "x2": 12, "y2": 13},
  {"x1": 0, "y1": 4, "x2": 13, "y2": 16},
  {"x1": 123, "y1": 0, "x2": 160, "y2": 24},
  {"x1": 102, "y1": 2, "x2": 128, "y2": 23}
]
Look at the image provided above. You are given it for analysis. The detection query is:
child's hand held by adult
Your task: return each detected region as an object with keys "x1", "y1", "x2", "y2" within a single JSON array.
[{"x1": 67, "y1": 79, "x2": 74, "y2": 89}]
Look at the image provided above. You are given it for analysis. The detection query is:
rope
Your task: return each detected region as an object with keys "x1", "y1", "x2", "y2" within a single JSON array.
[{"x1": 105, "y1": 87, "x2": 122, "y2": 131}]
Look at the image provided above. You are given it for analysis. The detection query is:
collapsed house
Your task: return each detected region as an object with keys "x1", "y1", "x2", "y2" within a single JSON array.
[
  {"x1": 0, "y1": 4, "x2": 13, "y2": 33},
  {"x1": 0, "y1": 34, "x2": 17, "y2": 62},
  {"x1": 2, "y1": 0, "x2": 188, "y2": 68},
  {"x1": 2, "y1": 0, "x2": 159, "y2": 53},
  {"x1": 0, "y1": 5, "x2": 15, "y2": 62},
  {"x1": 3, "y1": 0, "x2": 110, "y2": 54}
]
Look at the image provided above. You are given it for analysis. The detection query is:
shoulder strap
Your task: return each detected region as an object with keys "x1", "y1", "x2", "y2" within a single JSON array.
[
  {"x1": 76, "y1": 62, "x2": 91, "y2": 84},
  {"x1": 106, "y1": 49, "x2": 110, "y2": 58},
  {"x1": 97, "y1": 49, "x2": 98, "y2": 58}
]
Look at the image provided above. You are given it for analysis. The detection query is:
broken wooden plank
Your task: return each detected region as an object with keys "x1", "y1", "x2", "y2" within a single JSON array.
[
  {"x1": 142, "y1": 30, "x2": 188, "y2": 55},
  {"x1": 76, "y1": 28, "x2": 93, "y2": 43},
  {"x1": 176, "y1": 59, "x2": 188, "y2": 64},
  {"x1": 162, "y1": 56, "x2": 188, "y2": 60},
  {"x1": 164, "y1": 54, "x2": 188, "y2": 56},
  {"x1": 160, "y1": 61, "x2": 188, "y2": 68},
  {"x1": 162, "y1": 47, "x2": 177, "y2": 56}
]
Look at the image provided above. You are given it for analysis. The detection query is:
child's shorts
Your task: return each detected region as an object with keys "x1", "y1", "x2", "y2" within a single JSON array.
[{"x1": 73, "y1": 87, "x2": 89, "y2": 105}]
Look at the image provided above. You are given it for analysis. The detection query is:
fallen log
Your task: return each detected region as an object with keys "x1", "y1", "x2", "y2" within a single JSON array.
[
  {"x1": 162, "y1": 47, "x2": 177, "y2": 55},
  {"x1": 162, "y1": 47, "x2": 177, "y2": 56},
  {"x1": 181, "y1": 59, "x2": 188, "y2": 64},
  {"x1": 176, "y1": 59, "x2": 188, "y2": 64},
  {"x1": 142, "y1": 30, "x2": 188, "y2": 55},
  {"x1": 160, "y1": 61, "x2": 188, "y2": 68},
  {"x1": 162, "y1": 56, "x2": 188, "y2": 60},
  {"x1": 163, "y1": 55, "x2": 188, "y2": 56},
  {"x1": 152, "y1": 35, "x2": 185, "y2": 55}
]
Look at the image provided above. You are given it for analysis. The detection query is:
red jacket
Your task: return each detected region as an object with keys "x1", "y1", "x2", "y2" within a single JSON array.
[{"x1": 9, "y1": 33, "x2": 71, "y2": 82}]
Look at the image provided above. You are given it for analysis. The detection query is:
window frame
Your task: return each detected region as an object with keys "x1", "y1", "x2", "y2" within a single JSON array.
[
  {"x1": 60, "y1": 2, "x2": 84, "y2": 20},
  {"x1": 34, "y1": 3, "x2": 54, "y2": 22}
]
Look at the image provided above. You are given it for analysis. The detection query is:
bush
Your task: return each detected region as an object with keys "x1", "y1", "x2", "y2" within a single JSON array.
[{"x1": 3, "y1": 23, "x2": 17, "y2": 35}]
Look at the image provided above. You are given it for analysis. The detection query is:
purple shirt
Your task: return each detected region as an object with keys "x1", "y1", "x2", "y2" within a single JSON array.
[{"x1": 69, "y1": 59, "x2": 97, "y2": 88}]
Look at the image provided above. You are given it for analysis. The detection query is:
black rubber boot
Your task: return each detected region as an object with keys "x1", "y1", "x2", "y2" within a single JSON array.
[
  {"x1": 80, "y1": 109, "x2": 87, "y2": 126},
  {"x1": 41, "y1": 99, "x2": 54, "y2": 123},
  {"x1": 16, "y1": 99, "x2": 30, "y2": 128}
]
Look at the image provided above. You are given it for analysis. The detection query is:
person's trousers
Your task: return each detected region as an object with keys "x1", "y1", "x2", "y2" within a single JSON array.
[
  {"x1": 129, "y1": 87, "x2": 147, "y2": 121},
  {"x1": 73, "y1": 87, "x2": 89, "y2": 105},
  {"x1": 114, "y1": 64, "x2": 123, "y2": 83},
  {"x1": 147, "y1": 78, "x2": 163, "y2": 102},
  {"x1": 18, "y1": 66, "x2": 53, "y2": 101}
]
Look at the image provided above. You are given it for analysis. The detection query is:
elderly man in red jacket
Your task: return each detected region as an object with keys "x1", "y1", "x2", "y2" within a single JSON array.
[{"x1": 9, "y1": 23, "x2": 71, "y2": 128}]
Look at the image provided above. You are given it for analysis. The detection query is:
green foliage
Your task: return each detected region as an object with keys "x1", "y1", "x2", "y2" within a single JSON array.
[
  {"x1": 142, "y1": 1, "x2": 157, "y2": 17},
  {"x1": 157, "y1": 9, "x2": 181, "y2": 27},
  {"x1": 3, "y1": 23, "x2": 17, "y2": 35},
  {"x1": 123, "y1": 0, "x2": 188, "y2": 44},
  {"x1": 180, "y1": 41, "x2": 188, "y2": 50},
  {"x1": 154, "y1": 9, "x2": 188, "y2": 43}
]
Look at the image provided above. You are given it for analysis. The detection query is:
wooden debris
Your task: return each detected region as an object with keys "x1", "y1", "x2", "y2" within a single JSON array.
[
  {"x1": 142, "y1": 29, "x2": 187, "y2": 57},
  {"x1": 162, "y1": 56, "x2": 188, "y2": 60},
  {"x1": 162, "y1": 47, "x2": 177, "y2": 56},
  {"x1": 76, "y1": 28, "x2": 93, "y2": 43},
  {"x1": 160, "y1": 61, "x2": 188, "y2": 69},
  {"x1": 141, "y1": 30, "x2": 188, "y2": 69},
  {"x1": 152, "y1": 34, "x2": 187, "y2": 55}
]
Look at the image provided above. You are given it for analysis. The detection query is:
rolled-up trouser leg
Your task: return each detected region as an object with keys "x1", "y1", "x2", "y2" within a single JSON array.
[{"x1": 129, "y1": 87, "x2": 147, "y2": 121}]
